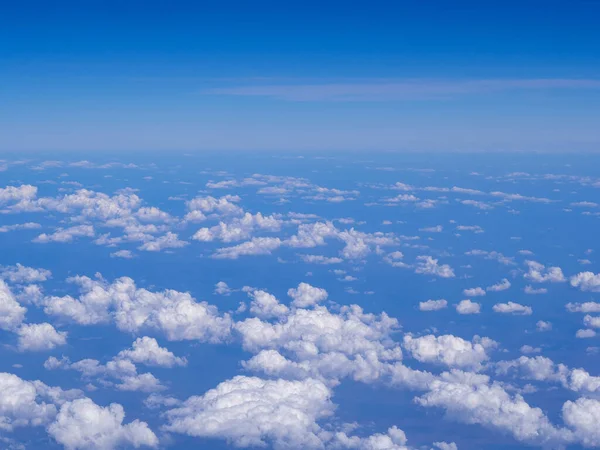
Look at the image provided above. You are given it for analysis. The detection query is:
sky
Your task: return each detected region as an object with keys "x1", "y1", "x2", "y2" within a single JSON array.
[
  {"x1": 1, "y1": 0, "x2": 600, "y2": 152},
  {"x1": 2, "y1": 152, "x2": 600, "y2": 450}
]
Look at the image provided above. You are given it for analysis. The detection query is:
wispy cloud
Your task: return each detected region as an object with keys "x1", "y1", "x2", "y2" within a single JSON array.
[{"x1": 202, "y1": 78, "x2": 600, "y2": 102}]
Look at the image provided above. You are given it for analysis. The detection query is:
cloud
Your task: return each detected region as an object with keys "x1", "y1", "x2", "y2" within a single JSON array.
[
  {"x1": 456, "y1": 300, "x2": 480, "y2": 315},
  {"x1": 415, "y1": 370, "x2": 574, "y2": 447},
  {"x1": 566, "y1": 302, "x2": 600, "y2": 313},
  {"x1": 202, "y1": 78, "x2": 600, "y2": 102},
  {"x1": 524, "y1": 285, "x2": 547, "y2": 295},
  {"x1": 110, "y1": 250, "x2": 134, "y2": 259},
  {"x1": 570, "y1": 272, "x2": 600, "y2": 292},
  {"x1": 43, "y1": 275, "x2": 232, "y2": 342},
  {"x1": 214, "y1": 281, "x2": 232, "y2": 296},
  {"x1": 414, "y1": 256, "x2": 455, "y2": 278},
  {"x1": 562, "y1": 398, "x2": 600, "y2": 447},
  {"x1": 524, "y1": 261, "x2": 565, "y2": 283},
  {"x1": 419, "y1": 299, "x2": 448, "y2": 311},
  {"x1": 492, "y1": 302, "x2": 533, "y2": 316},
  {"x1": 299, "y1": 254, "x2": 343, "y2": 264},
  {"x1": 463, "y1": 287, "x2": 486, "y2": 297},
  {"x1": 403, "y1": 335, "x2": 495, "y2": 371},
  {"x1": 287, "y1": 282, "x2": 328, "y2": 308},
  {"x1": 48, "y1": 398, "x2": 158, "y2": 449},
  {"x1": 419, "y1": 225, "x2": 443, "y2": 233},
  {"x1": 17, "y1": 323, "x2": 67, "y2": 352},
  {"x1": 536, "y1": 321, "x2": 552, "y2": 332},
  {"x1": 0, "y1": 264, "x2": 51, "y2": 284},
  {"x1": 212, "y1": 237, "x2": 282, "y2": 259},
  {"x1": 0, "y1": 280, "x2": 26, "y2": 331},
  {"x1": 247, "y1": 289, "x2": 289, "y2": 319},
  {"x1": 116, "y1": 337, "x2": 187, "y2": 368},
  {"x1": 165, "y1": 376, "x2": 333, "y2": 448},
  {"x1": 33, "y1": 225, "x2": 95, "y2": 244},
  {"x1": 486, "y1": 279, "x2": 511, "y2": 292}
]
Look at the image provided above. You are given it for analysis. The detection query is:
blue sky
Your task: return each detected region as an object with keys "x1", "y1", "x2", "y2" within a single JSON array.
[
  {"x1": 1, "y1": 152, "x2": 600, "y2": 449},
  {"x1": 2, "y1": 0, "x2": 600, "y2": 151}
]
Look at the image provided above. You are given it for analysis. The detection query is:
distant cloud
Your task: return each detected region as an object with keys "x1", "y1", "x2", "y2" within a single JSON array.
[{"x1": 203, "y1": 78, "x2": 600, "y2": 102}]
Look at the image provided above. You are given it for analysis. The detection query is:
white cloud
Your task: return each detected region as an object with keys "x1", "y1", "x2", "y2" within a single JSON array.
[
  {"x1": 299, "y1": 254, "x2": 343, "y2": 264},
  {"x1": 524, "y1": 285, "x2": 547, "y2": 295},
  {"x1": 570, "y1": 272, "x2": 600, "y2": 292},
  {"x1": 562, "y1": 398, "x2": 600, "y2": 447},
  {"x1": 524, "y1": 261, "x2": 565, "y2": 283},
  {"x1": 213, "y1": 237, "x2": 282, "y2": 259},
  {"x1": 415, "y1": 371, "x2": 573, "y2": 447},
  {"x1": 403, "y1": 335, "x2": 495, "y2": 371},
  {"x1": 247, "y1": 289, "x2": 289, "y2": 319},
  {"x1": 536, "y1": 321, "x2": 552, "y2": 332},
  {"x1": 486, "y1": 279, "x2": 511, "y2": 292},
  {"x1": 214, "y1": 281, "x2": 232, "y2": 296},
  {"x1": 288, "y1": 282, "x2": 328, "y2": 308},
  {"x1": 43, "y1": 275, "x2": 232, "y2": 342},
  {"x1": 48, "y1": 398, "x2": 158, "y2": 449},
  {"x1": 17, "y1": 323, "x2": 67, "y2": 352},
  {"x1": 138, "y1": 232, "x2": 188, "y2": 252},
  {"x1": 0, "y1": 280, "x2": 26, "y2": 331},
  {"x1": 576, "y1": 329, "x2": 596, "y2": 338},
  {"x1": 116, "y1": 337, "x2": 187, "y2": 368},
  {"x1": 566, "y1": 302, "x2": 600, "y2": 313},
  {"x1": 419, "y1": 225, "x2": 443, "y2": 233},
  {"x1": 492, "y1": 302, "x2": 533, "y2": 316},
  {"x1": 414, "y1": 256, "x2": 455, "y2": 278},
  {"x1": 33, "y1": 225, "x2": 95, "y2": 244},
  {"x1": 463, "y1": 287, "x2": 485, "y2": 297},
  {"x1": 110, "y1": 250, "x2": 134, "y2": 259},
  {"x1": 456, "y1": 300, "x2": 480, "y2": 315},
  {"x1": 165, "y1": 376, "x2": 333, "y2": 448},
  {"x1": 0, "y1": 222, "x2": 42, "y2": 233},
  {"x1": 0, "y1": 264, "x2": 51, "y2": 284},
  {"x1": 419, "y1": 299, "x2": 448, "y2": 311}
]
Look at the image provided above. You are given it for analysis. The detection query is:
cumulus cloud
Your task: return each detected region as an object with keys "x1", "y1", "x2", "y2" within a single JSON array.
[
  {"x1": 570, "y1": 272, "x2": 600, "y2": 292},
  {"x1": 403, "y1": 335, "x2": 496, "y2": 371},
  {"x1": 455, "y1": 300, "x2": 480, "y2": 315},
  {"x1": 492, "y1": 302, "x2": 533, "y2": 316},
  {"x1": 486, "y1": 279, "x2": 511, "y2": 292},
  {"x1": 0, "y1": 264, "x2": 51, "y2": 284},
  {"x1": 524, "y1": 261, "x2": 565, "y2": 283},
  {"x1": 288, "y1": 282, "x2": 328, "y2": 308},
  {"x1": 0, "y1": 280, "x2": 26, "y2": 331},
  {"x1": 17, "y1": 323, "x2": 67, "y2": 352},
  {"x1": 42, "y1": 275, "x2": 232, "y2": 343},
  {"x1": 419, "y1": 299, "x2": 448, "y2": 311},
  {"x1": 116, "y1": 337, "x2": 187, "y2": 368},
  {"x1": 165, "y1": 376, "x2": 334, "y2": 449},
  {"x1": 414, "y1": 256, "x2": 455, "y2": 278},
  {"x1": 33, "y1": 225, "x2": 95, "y2": 244},
  {"x1": 48, "y1": 398, "x2": 158, "y2": 449},
  {"x1": 463, "y1": 287, "x2": 485, "y2": 297}
]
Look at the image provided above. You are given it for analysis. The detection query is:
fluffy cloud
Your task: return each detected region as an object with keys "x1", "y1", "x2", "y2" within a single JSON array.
[
  {"x1": 570, "y1": 272, "x2": 600, "y2": 292},
  {"x1": 247, "y1": 289, "x2": 289, "y2": 319},
  {"x1": 566, "y1": 301, "x2": 600, "y2": 313},
  {"x1": 486, "y1": 278, "x2": 511, "y2": 292},
  {"x1": 33, "y1": 225, "x2": 95, "y2": 244},
  {"x1": 524, "y1": 261, "x2": 565, "y2": 283},
  {"x1": 415, "y1": 371, "x2": 573, "y2": 447},
  {"x1": 116, "y1": 337, "x2": 187, "y2": 368},
  {"x1": 403, "y1": 335, "x2": 496, "y2": 371},
  {"x1": 455, "y1": 300, "x2": 480, "y2": 315},
  {"x1": 562, "y1": 398, "x2": 600, "y2": 447},
  {"x1": 414, "y1": 256, "x2": 455, "y2": 278},
  {"x1": 0, "y1": 280, "x2": 26, "y2": 331},
  {"x1": 0, "y1": 264, "x2": 51, "y2": 284},
  {"x1": 492, "y1": 302, "x2": 533, "y2": 316},
  {"x1": 43, "y1": 275, "x2": 232, "y2": 342},
  {"x1": 288, "y1": 282, "x2": 328, "y2": 308},
  {"x1": 48, "y1": 398, "x2": 158, "y2": 449},
  {"x1": 213, "y1": 237, "x2": 282, "y2": 259},
  {"x1": 463, "y1": 287, "x2": 485, "y2": 297},
  {"x1": 165, "y1": 376, "x2": 333, "y2": 448},
  {"x1": 17, "y1": 323, "x2": 67, "y2": 352},
  {"x1": 419, "y1": 299, "x2": 448, "y2": 311}
]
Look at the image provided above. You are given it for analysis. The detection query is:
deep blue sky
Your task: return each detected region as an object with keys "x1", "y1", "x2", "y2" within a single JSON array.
[{"x1": 2, "y1": 0, "x2": 600, "y2": 152}]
